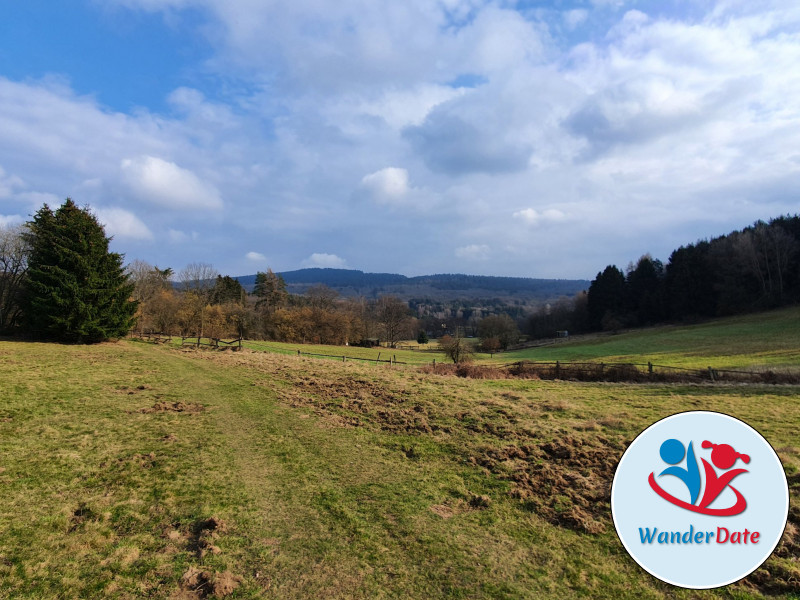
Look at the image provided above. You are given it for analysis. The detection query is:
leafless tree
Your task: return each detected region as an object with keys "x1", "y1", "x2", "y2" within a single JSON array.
[
  {"x1": 305, "y1": 284, "x2": 338, "y2": 309},
  {"x1": 178, "y1": 262, "x2": 218, "y2": 299},
  {"x1": 127, "y1": 260, "x2": 174, "y2": 303},
  {"x1": 376, "y1": 295, "x2": 411, "y2": 348},
  {"x1": 0, "y1": 225, "x2": 29, "y2": 332},
  {"x1": 439, "y1": 333, "x2": 474, "y2": 364},
  {"x1": 732, "y1": 224, "x2": 798, "y2": 305}
]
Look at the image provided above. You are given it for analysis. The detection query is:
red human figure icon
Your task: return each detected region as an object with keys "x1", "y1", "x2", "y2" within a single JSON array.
[{"x1": 698, "y1": 441, "x2": 750, "y2": 510}]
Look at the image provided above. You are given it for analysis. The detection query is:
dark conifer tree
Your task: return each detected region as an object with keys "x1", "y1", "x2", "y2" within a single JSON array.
[
  {"x1": 24, "y1": 199, "x2": 137, "y2": 343},
  {"x1": 253, "y1": 268, "x2": 288, "y2": 311},
  {"x1": 587, "y1": 265, "x2": 626, "y2": 330},
  {"x1": 210, "y1": 275, "x2": 246, "y2": 305}
]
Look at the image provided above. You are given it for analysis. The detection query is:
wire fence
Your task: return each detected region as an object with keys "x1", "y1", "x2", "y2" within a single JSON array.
[
  {"x1": 294, "y1": 349, "x2": 407, "y2": 365},
  {"x1": 502, "y1": 360, "x2": 800, "y2": 384},
  {"x1": 129, "y1": 332, "x2": 799, "y2": 383}
]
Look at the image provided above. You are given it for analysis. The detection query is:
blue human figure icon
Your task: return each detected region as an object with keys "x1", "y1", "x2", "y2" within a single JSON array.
[{"x1": 658, "y1": 439, "x2": 701, "y2": 505}]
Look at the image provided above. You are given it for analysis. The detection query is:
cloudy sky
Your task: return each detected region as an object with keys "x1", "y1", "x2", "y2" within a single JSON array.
[{"x1": 1, "y1": 0, "x2": 799, "y2": 279}]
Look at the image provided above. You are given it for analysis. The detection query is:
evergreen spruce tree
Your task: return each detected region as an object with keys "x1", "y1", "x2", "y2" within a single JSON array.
[
  {"x1": 253, "y1": 268, "x2": 288, "y2": 311},
  {"x1": 24, "y1": 199, "x2": 137, "y2": 343}
]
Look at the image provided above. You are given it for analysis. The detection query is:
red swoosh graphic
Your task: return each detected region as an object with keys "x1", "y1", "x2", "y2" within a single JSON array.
[{"x1": 648, "y1": 472, "x2": 747, "y2": 516}]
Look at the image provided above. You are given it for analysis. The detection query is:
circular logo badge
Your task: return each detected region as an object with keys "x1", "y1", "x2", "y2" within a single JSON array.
[{"x1": 611, "y1": 411, "x2": 789, "y2": 589}]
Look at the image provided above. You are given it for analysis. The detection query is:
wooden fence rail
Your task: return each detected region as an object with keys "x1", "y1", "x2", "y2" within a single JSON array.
[
  {"x1": 180, "y1": 336, "x2": 243, "y2": 350},
  {"x1": 129, "y1": 333, "x2": 797, "y2": 383},
  {"x1": 130, "y1": 332, "x2": 172, "y2": 344},
  {"x1": 295, "y1": 349, "x2": 406, "y2": 365}
]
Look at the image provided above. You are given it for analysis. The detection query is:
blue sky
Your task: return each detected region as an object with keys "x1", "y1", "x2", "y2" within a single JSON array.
[{"x1": 1, "y1": 0, "x2": 799, "y2": 279}]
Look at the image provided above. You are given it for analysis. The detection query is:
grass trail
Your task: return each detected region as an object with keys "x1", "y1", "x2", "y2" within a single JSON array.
[{"x1": 0, "y1": 340, "x2": 797, "y2": 598}]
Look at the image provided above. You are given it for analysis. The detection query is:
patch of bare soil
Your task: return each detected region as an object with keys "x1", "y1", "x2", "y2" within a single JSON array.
[
  {"x1": 168, "y1": 517, "x2": 241, "y2": 598},
  {"x1": 742, "y1": 491, "x2": 800, "y2": 594},
  {"x1": 279, "y1": 375, "x2": 450, "y2": 435},
  {"x1": 179, "y1": 567, "x2": 242, "y2": 599},
  {"x1": 139, "y1": 401, "x2": 205, "y2": 413},
  {"x1": 473, "y1": 435, "x2": 623, "y2": 534},
  {"x1": 68, "y1": 503, "x2": 98, "y2": 532},
  {"x1": 191, "y1": 516, "x2": 228, "y2": 559}
]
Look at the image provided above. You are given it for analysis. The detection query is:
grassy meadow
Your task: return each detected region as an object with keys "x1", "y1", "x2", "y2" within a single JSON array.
[
  {"x1": 499, "y1": 307, "x2": 800, "y2": 370},
  {"x1": 0, "y1": 310, "x2": 799, "y2": 598}
]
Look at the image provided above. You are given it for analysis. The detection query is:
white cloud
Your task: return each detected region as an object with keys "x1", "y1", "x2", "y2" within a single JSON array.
[
  {"x1": 564, "y1": 9, "x2": 589, "y2": 30},
  {"x1": 513, "y1": 208, "x2": 567, "y2": 226},
  {"x1": 246, "y1": 251, "x2": 266, "y2": 261},
  {"x1": 2, "y1": 3, "x2": 800, "y2": 279},
  {"x1": 0, "y1": 214, "x2": 23, "y2": 227},
  {"x1": 168, "y1": 229, "x2": 202, "y2": 244},
  {"x1": 15, "y1": 191, "x2": 61, "y2": 208},
  {"x1": 121, "y1": 156, "x2": 223, "y2": 210},
  {"x1": 0, "y1": 166, "x2": 24, "y2": 198},
  {"x1": 454, "y1": 244, "x2": 490, "y2": 260},
  {"x1": 360, "y1": 167, "x2": 410, "y2": 203},
  {"x1": 96, "y1": 207, "x2": 154, "y2": 240},
  {"x1": 302, "y1": 253, "x2": 347, "y2": 268},
  {"x1": 354, "y1": 84, "x2": 465, "y2": 129}
]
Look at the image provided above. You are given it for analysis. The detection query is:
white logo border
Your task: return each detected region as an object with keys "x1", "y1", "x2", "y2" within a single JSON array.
[{"x1": 611, "y1": 410, "x2": 790, "y2": 589}]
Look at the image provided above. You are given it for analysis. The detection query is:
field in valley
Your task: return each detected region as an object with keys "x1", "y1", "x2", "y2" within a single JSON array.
[
  {"x1": 1, "y1": 310, "x2": 799, "y2": 598},
  {"x1": 499, "y1": 307, "x2": 800, "y2": 371}
]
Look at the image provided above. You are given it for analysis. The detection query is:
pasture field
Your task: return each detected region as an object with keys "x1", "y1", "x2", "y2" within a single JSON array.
[
  {"x1": 500, "y1": 307, "x2": 800, "y2": 370},
  {"x1": 0, "y1": 327, "x2": 798, "y2": 598},
  {"x1": 243, "y1": 339, "x2": 447, "y2": 366},
  {"x1": 168, "y1": 306, "x2": 800, "y2": 372}
]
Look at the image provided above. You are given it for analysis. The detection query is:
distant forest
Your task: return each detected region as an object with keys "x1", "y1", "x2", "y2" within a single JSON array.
[
  {"x1": 2, "y1": 201, "x2": 797, "y2": 348},
  {"x1": 236, "y1": 269, "x2": 589, "y2": 303},
  {"x1": 528, "y1": 215, "x2": 800, "y2": 339}
]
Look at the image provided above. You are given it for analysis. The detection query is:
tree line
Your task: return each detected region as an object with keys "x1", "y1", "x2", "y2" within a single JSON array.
[
  {"x1": 526, "y1": 215, "x2": 800, "y2": 338},
  {"x1": 0, "y1": 199, "x2": 524, "y2": 350},
  {"x1": 130, "y1": 262, "x2": 422, "y2": 347},
  {"x1": 8, "y1": 199, "x2": 790, "y2": 347}
]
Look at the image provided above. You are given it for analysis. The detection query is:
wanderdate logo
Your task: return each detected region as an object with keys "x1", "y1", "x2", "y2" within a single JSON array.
[
  {"x1": 611, "y1": 412, "x2": 789, "y2": 589},
  {"x1": 649, "y1": 438, "x2": 750, "y2": 516}
]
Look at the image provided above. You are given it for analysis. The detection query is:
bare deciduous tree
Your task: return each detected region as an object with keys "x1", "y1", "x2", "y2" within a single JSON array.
[
  {"x1": 305, "y1": 284, "x2": 338, "y2": 310},
  {"x1": 178, "y1": 262, "x2": 218, "y2": 299},
  {"x1": 0, "y1": 225, "x2": 29, "y2": 332},
  {"x1": 439, "y1": 333, "x2": 474, "y2": 364},
  {"x1": 376, "y1": 295, "x2": 411, "y2": 348}
]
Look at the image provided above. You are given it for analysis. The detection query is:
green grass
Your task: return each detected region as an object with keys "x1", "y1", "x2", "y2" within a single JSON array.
[
  {"x1": 242, "y1": 339, "x2": 447, "y2": 366},
  {"x1": 500, "y1": 306, "x2": 800, "y2": 370},
  {"x1": 163, "y1": 306, "x2": 800, "y2": 373},
  {"x1": 0, "y1": 339, "x2": 798, "y2": 598},
  {"x1": 156, "y1": 336, "x2": 448, "y2": 366}
]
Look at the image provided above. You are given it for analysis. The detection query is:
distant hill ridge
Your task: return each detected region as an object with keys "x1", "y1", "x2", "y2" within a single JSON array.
[{"x1": 236, "y1": 268, "x2": 589, "y2": 301}]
